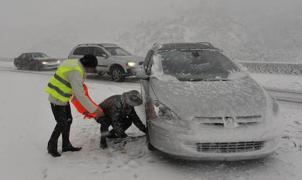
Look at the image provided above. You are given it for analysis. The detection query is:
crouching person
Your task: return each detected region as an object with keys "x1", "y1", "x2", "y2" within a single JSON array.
[{"x1": 95, "y1": 90, "x2": 146, "y2": 149}]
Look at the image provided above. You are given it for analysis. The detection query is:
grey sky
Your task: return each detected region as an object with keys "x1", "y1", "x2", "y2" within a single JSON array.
[
  {"x1": 1, "y1": 0, "x2": 302, "y2": 57},
  {"x1": 0, "y1": 0, "x2": 185, "y2": 57}
]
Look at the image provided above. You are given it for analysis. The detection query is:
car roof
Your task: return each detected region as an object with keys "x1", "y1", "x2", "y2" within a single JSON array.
[
  {"x1": 152, "y1": 42, "x2": 221, "y2": 51},
  {"x1": 21, "y1": 52, "x2": 45, "y2": 55},
  {"x1": 77, "y1": 43, "x2": 118, "y2": 48}
]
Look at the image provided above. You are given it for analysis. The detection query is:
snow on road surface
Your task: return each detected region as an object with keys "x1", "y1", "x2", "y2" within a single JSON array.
[{"x1": 1, "y1": 63, "x2": 302, "y2": 180}]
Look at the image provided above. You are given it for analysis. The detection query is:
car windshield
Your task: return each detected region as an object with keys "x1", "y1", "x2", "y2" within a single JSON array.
[
  {"x1": 104, "y1": 47, "x2": 131, "y2": 56},
  {"x1": 32, "y1": 53, "x2": 48, "y2": 58},
  {"x1": 151, "y1": 49, "x2": 241, "y2": 81}
]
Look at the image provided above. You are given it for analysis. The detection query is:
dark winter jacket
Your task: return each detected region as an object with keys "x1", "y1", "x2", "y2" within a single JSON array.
[{"x1": 96, "y1": 95, "x2": 146, "y2": 136}]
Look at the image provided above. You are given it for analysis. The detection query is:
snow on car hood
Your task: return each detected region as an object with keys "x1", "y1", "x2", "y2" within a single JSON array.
[
  {"x1": 150, "y1": 76, "x2": 268, "y2": 119},
  {"x1": 112, "y1": 55, "x2": 143, "y2": 63}
]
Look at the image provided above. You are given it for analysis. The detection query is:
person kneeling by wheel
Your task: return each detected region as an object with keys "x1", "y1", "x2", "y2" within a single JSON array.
[{"x1": 95, "y1": 90, "x2": 146, "y2": 149}]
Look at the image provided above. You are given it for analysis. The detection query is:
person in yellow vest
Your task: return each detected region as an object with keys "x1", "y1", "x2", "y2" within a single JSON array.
[{"x1": 45, "y1": 55, "x2": 104, "y2": 157}]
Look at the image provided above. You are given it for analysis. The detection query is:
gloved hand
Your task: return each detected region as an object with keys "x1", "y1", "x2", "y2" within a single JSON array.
[{"x1": 94, "y1": 107, "x2": 105, "y2": 119}]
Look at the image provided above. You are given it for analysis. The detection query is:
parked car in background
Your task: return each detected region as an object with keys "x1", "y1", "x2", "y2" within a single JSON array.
[
  {"x1": 140, "y1": 42, "x2": 283, "y2": 161},
  {"x1": 68, "y1": 43, "x2": 144, "y2": 82},
  {"x1": 14, "y1": 52, "x2": 61, "y2": 71}
]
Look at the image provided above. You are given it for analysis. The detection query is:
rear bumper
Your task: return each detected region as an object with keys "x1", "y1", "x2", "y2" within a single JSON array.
[{"x1": 148, "y1": 119, "x2": 282, "y2": 161}]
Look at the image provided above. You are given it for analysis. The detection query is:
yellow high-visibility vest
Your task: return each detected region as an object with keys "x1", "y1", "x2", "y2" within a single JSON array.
[{"x1": 45, "y1": 59, "x2": 84, "y2": 103}]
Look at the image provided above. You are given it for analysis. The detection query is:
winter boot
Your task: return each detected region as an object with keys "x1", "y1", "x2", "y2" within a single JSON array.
[
  {"x1": 62, "y1": 145, "x2": 82, "y2": 152},
  {"x1": 62, "y1": 122, "x2": 82, "y2": 152},
  {"x1": 48, "y1": 124, "x2": 62, "y2": 157},
  {"x1": 107, "y1": 130, "x2": 118, "y2": 139},
  {"x1": 47, "y1": 141, "x2": 61, "y2": 157}
]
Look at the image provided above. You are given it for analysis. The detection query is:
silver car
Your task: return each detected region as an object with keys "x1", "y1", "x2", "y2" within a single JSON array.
[
  {"x1": 68, "y1": 43, "x2": 144, "y2": 82},
  {"x1": 140, "y1": 42, "x2": 283, "y2": 161}
]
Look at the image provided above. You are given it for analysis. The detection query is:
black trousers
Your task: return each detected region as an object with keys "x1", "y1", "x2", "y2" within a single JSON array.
[
  {"x1": 97, "y1": 116, "x2": 132, "y2": 146},
  {"x1": 48, "y1": 103, "x2": 73, "y2": 147}
]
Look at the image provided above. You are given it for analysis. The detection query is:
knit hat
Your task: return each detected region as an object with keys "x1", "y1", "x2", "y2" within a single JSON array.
[
  {"x1": 79, "y1": 55, "x2": 98, "y2": 68},
  {"x1": 122, "y1": 90, "x2": 143, "y2": 106}
]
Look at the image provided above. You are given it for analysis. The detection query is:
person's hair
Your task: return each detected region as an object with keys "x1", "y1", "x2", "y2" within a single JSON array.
[{"x1": 79, "y1": 55, "x2": 98, "y2": 68}]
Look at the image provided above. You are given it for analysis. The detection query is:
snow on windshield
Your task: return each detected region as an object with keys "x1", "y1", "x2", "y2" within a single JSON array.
[{"x1": 151, "y1": 49, "x2": 241, "y2": 82}]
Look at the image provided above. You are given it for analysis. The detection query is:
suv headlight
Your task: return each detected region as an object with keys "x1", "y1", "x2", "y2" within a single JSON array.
[{"x1": 127, "y1": 62, "x2": 136, "y2": 67}]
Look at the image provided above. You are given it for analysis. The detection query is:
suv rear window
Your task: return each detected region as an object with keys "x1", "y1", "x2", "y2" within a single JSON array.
[{"x1": 73, "y1": 47, "x2": 94, "y2": 55}]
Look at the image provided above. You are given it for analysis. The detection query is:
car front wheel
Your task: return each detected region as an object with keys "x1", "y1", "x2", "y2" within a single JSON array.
[{"x1": 111, "y1": 66, "x2": 125, "y2": 82}]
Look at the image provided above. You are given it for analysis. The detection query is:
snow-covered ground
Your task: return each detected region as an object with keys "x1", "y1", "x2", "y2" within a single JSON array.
[
  {"x1": 1, "y1": 61, "x2": 302, "y2": 180},
  {"x1": 251, "y1": 73, "x2": 302, "y2": 92}
]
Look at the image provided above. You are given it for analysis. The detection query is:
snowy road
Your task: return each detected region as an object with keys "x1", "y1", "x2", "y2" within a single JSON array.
[{"x1": 1, "y1": 61, "x2": 302, "y2": 180}]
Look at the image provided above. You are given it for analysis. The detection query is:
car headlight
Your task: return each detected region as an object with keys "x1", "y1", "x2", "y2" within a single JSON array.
[
  {"x1": 42, "y1": 62, "x2": 48, "y2": 65},
  {"x1": 154, "y1": 100, "x2": 179, "y2": 120},
  {"x1": 56, "y1": 60, "x2": 60, "y2": 64},
  {"x1": 153, "y1": 100, "x2": 189, "y2": 129},
  {"x1": 127, "y1": 62, "x2": 136, "y2": 67}
]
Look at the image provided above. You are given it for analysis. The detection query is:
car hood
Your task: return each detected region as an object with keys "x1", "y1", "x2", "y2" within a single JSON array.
[
  {"x1": 34, "y1": 57, "x2": 58, "y2": 62},
  {"x1": 110, "y1": 55, "x2": 144, "y2": 63},
  {"x1": 150, "y1": 76, "x2": 268, "y2": 119}
]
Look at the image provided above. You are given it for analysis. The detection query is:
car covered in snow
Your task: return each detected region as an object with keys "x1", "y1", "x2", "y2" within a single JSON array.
[
  {"x1": 139, "y1": 42, "x2": 283, "y2": 161},
  {"x1": 68, "y1": 43, "x2": 144, "y2": 82},
  {"x1": 14, "y1": 52, "x2": 61, "y2": 71}
]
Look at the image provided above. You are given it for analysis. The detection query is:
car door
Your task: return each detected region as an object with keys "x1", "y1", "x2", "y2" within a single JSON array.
[
  {"x1": 23, "y1": 53, "x2": 33, "y2": 69},
  {"x1": 93, "y1": 46, "x2": 110, "y2": 73}
]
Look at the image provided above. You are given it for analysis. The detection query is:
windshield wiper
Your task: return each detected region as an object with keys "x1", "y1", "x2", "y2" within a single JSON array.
[
  {"x1": 178, "y1": 78, "x2": 204, "y2": 82},
  {"x1": 178, "y1": 78, "x2": 229, "y2": 82},
  {"x1": 205, "y1": 78, "x2": 229, "y2": 81}
]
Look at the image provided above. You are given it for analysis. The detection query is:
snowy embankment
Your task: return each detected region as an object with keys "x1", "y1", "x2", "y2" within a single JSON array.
[
  {"x1": 250, "y1": 73, "x2": 302, "y2": 92},
  {"x1": 1, "y1": 62, "x2": 302, "y2": 180},
  {"x1": 240, "y1": 61, "x2": 302, "y2": 75}
]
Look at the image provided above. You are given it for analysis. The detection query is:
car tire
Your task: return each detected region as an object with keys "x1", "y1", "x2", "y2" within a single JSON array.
[{"x1": 110, "y1": 66, "x2": 125, "y2": 82}]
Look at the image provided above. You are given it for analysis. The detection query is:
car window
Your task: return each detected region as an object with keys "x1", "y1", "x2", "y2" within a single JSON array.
[
  {"x1": 19, "y1": 54, "x2": 26, "y2": 59},
  {"x1": 93, "y1": 47, "x2": 107, "y2": 57},
  {"x1": 32, "y1": 53, "x2": 48, "y2": 58},
  {"x1": 104, "y1": 47, "x2": 131, "y2": 56},
  {"x1": 73, "y1": 47, "x2": 93, "y2": 55},
  {"x1": 144, "y1": 50, "x2": 154, "y2": 74},
  {"x1": 25, "y1": 54, "x2": 32, "y2": 59},
  {"x1": 152, "y1": 50, "x2": 241, "y2": 81}
]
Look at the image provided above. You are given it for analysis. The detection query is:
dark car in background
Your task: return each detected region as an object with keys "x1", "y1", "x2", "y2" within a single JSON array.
[{"x1": 14, "y1": 52, "x2": 61, "y2": 71}]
